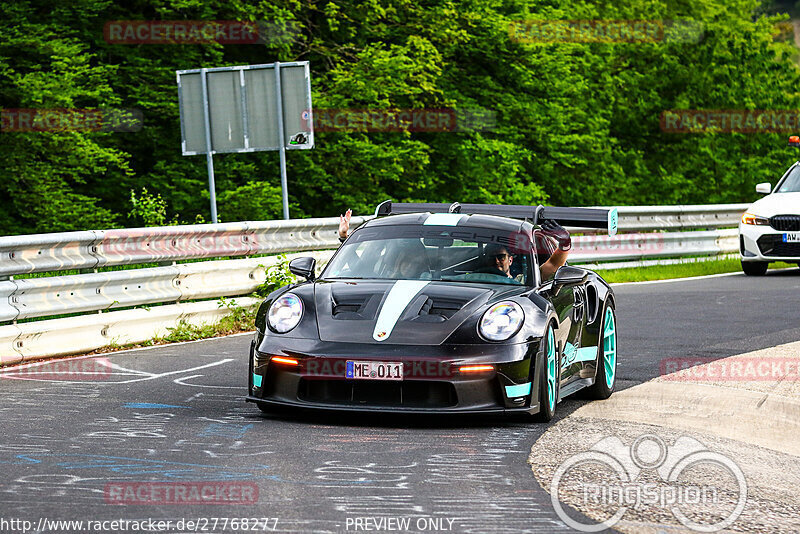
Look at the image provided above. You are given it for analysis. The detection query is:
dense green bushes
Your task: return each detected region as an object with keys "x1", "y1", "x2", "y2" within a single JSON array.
[{"x1": 1, "y1": 0, "x2": 798, "y2": 234}]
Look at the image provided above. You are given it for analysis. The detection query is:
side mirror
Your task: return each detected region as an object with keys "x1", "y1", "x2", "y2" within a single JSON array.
[
  {"x1": 755, "y1": 183, "x2": 771, "y2": 195},
  {"x1": 552, "y1": 266, "x2": 588, "y2": 295},
  {"x1": 289, "y1": 257, "x2": 316, "y2": 281}
]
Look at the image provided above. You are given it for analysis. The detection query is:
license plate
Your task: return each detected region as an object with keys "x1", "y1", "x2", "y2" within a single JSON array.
[
  {"x1": 783, "y1": 232, "x2": 800, "y2": 243},
  {"x1": 345, "y1": 361, "x2": 403, "y2": 380}
]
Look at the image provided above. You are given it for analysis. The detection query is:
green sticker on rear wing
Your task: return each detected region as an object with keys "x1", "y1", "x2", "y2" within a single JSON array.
[{"x1": 608, "y1": 207, "x2": 618, "y2": 237}]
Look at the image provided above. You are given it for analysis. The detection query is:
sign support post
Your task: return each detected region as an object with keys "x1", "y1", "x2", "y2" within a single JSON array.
[
  {"x1": 274, "y1": 62, "x2": 290, "y2": 220},
  {"x1": 199, "y1": 68, "x2": 219, "y2": 223}
]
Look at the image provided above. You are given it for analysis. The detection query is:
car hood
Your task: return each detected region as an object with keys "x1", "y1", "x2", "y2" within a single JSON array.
[
  {"x1": 314, "y1": 279, "x2": 523, "y2": 345},
  {"x1": 748, "y1": 192, "x2": 800, "y2": 217}
]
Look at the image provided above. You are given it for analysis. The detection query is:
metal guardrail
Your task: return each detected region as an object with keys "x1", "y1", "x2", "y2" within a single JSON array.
[
  {"x1": 0, "y1": 206, "x2": 747, "y2": 278},
  {"x1": 0, "y1": 216, "x2": 371, "y2": 278},
  {"x1": 2, "y1": 297, "x2": 263, "y2": 364},
  {"x1": 0, "y1": 231, "x2": 101, "y2": 278},
  {"x1": 572, "y1": 229, "x2": 738, "y2": 262},
  {"x1": 0, "y1": 204, "x2": 749, "y2": 363},
  {"x1": 1, "y1": 251, "x2": 336, "y2": 322},
  {"x1": 613, "y1": 204, "x2": 747, "y2": 232}
]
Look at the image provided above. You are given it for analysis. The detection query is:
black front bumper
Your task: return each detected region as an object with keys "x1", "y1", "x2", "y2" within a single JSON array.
[
  {"x1": 247, "y1": 336, "x2": 542, "y2": 415},
  {"x1": 757, "y1": 234, "x2": 800, "y2": 257}
]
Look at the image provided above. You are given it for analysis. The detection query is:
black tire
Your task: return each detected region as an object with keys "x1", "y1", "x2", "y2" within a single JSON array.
[
  {"x1": 533, "y1": 322, "x2": 559, "y2": 422},
  {"x1": 586, "y1": 304, "x2": 617, "y2": 400},
  {"x1": 741, "y1": 261, "x2": 768, "y2": 276}
]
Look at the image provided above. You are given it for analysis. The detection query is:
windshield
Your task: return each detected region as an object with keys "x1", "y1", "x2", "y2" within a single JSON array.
[
  {"x1": 777, "y1": 164, "x2": 800, "y2": 192},
  {"x1": 323, "y1": 226, "x2": 534, "y2": 286}
]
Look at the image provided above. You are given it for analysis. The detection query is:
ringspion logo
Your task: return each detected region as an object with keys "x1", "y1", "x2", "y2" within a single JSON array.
[{"x1": 551, "y1": 434, "x2": 746, "y2": 532}]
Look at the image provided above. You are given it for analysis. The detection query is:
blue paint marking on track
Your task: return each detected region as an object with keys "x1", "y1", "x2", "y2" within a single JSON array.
[{"x1": 123, "y1": 402, "x2": 189, "y2": 409}]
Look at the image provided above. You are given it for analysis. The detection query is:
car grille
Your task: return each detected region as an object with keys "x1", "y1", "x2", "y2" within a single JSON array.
[
  {"x1": 756, "y1": 235, "x2": 800, "y2": 257},
  {"x1": 298, "y1": 378, "x2": 457, "y2": 408},
  {"x1": 770, "y1": 215, "x2": 800, "y2": 232}
]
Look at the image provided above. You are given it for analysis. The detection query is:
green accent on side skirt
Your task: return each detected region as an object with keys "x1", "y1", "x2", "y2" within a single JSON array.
[
  {"x1": 575, "y1": 346, "x2": 598, "y2": 362},
  {"x1": 505, "y1": 382, "x2": 532, "y2": 397}
]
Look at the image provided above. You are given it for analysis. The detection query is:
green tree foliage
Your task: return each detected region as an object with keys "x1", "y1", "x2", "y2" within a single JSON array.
[{"x1": 1, "y1": 0, "x2": 799, "y2": 234}]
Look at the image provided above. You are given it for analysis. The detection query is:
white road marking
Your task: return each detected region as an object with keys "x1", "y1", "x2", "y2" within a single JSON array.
[{"x1": 173, "y1": 374, "x2": 241, "y2": 389}]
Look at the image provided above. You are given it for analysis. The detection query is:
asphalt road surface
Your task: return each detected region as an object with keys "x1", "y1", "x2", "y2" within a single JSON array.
[{"x1": 1, "y1": 269, "x2": 798, "y2": 534}]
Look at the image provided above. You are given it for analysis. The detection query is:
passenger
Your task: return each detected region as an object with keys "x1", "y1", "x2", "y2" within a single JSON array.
[
  {"x1": 338, "y1": 208, "x2": 352, "y2": 242},
  {"x1": 393, "y1": 254, "x2": 431, "y2": 279}
]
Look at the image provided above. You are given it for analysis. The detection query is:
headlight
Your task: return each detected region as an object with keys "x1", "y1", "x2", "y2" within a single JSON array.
[
  {"x1": 479, "y1": 301, "x2": 524, "y2": 341},
  {"x1": 741, "y1": 212, "x2": 770, "y2": 225},
  {"x1": 267, "y1": 293, "x2": 303, "y2": 333}
]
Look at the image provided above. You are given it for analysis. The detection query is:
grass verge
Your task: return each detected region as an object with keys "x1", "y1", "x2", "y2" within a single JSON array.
[{"x1": 598, "y1": 257, "x2": 798, "y2": 283}]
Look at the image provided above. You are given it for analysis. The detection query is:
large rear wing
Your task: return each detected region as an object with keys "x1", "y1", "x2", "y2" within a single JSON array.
[{"x1": 374, "y1": 201, "x2": 618, "y2": 236}]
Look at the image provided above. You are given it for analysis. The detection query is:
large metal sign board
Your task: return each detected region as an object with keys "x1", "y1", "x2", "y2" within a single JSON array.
[
  {"x1": 176, "y1": 61, "x2": 313, "y2": 221},
  {"x1": 177, "y1": 62, "x2": 313, "y2": 155}
]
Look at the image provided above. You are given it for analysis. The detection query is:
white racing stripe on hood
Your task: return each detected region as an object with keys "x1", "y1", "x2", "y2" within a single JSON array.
[{"x1": 372, "y1": 280, "x2": 430, "y2": 341}]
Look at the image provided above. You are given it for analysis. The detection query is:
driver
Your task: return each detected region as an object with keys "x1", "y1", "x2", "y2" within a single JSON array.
[
  {"x1": 483, "y1": 219, "x2": 571, "y2": 282},
  {"x1": 483, "y1": 244, "x2": 518, "y2": 279}
]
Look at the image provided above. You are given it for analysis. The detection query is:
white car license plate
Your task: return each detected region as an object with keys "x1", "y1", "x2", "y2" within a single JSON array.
[
  {"x1": 783, "y1": 232, "x2": 800, "y2": 243},
  {"x1": 345, "y1": 361, "x2": 403, "y2": 380}
]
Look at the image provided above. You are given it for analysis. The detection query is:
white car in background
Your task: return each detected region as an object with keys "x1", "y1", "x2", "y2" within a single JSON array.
[{"x1": 739, "y1": 138, "x2": 800, "y2": 275}]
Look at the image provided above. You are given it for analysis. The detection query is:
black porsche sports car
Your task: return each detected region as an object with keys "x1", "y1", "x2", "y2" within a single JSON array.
[{"x1": 247, "y1": 202, "x2": 618, "y2": 421}]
